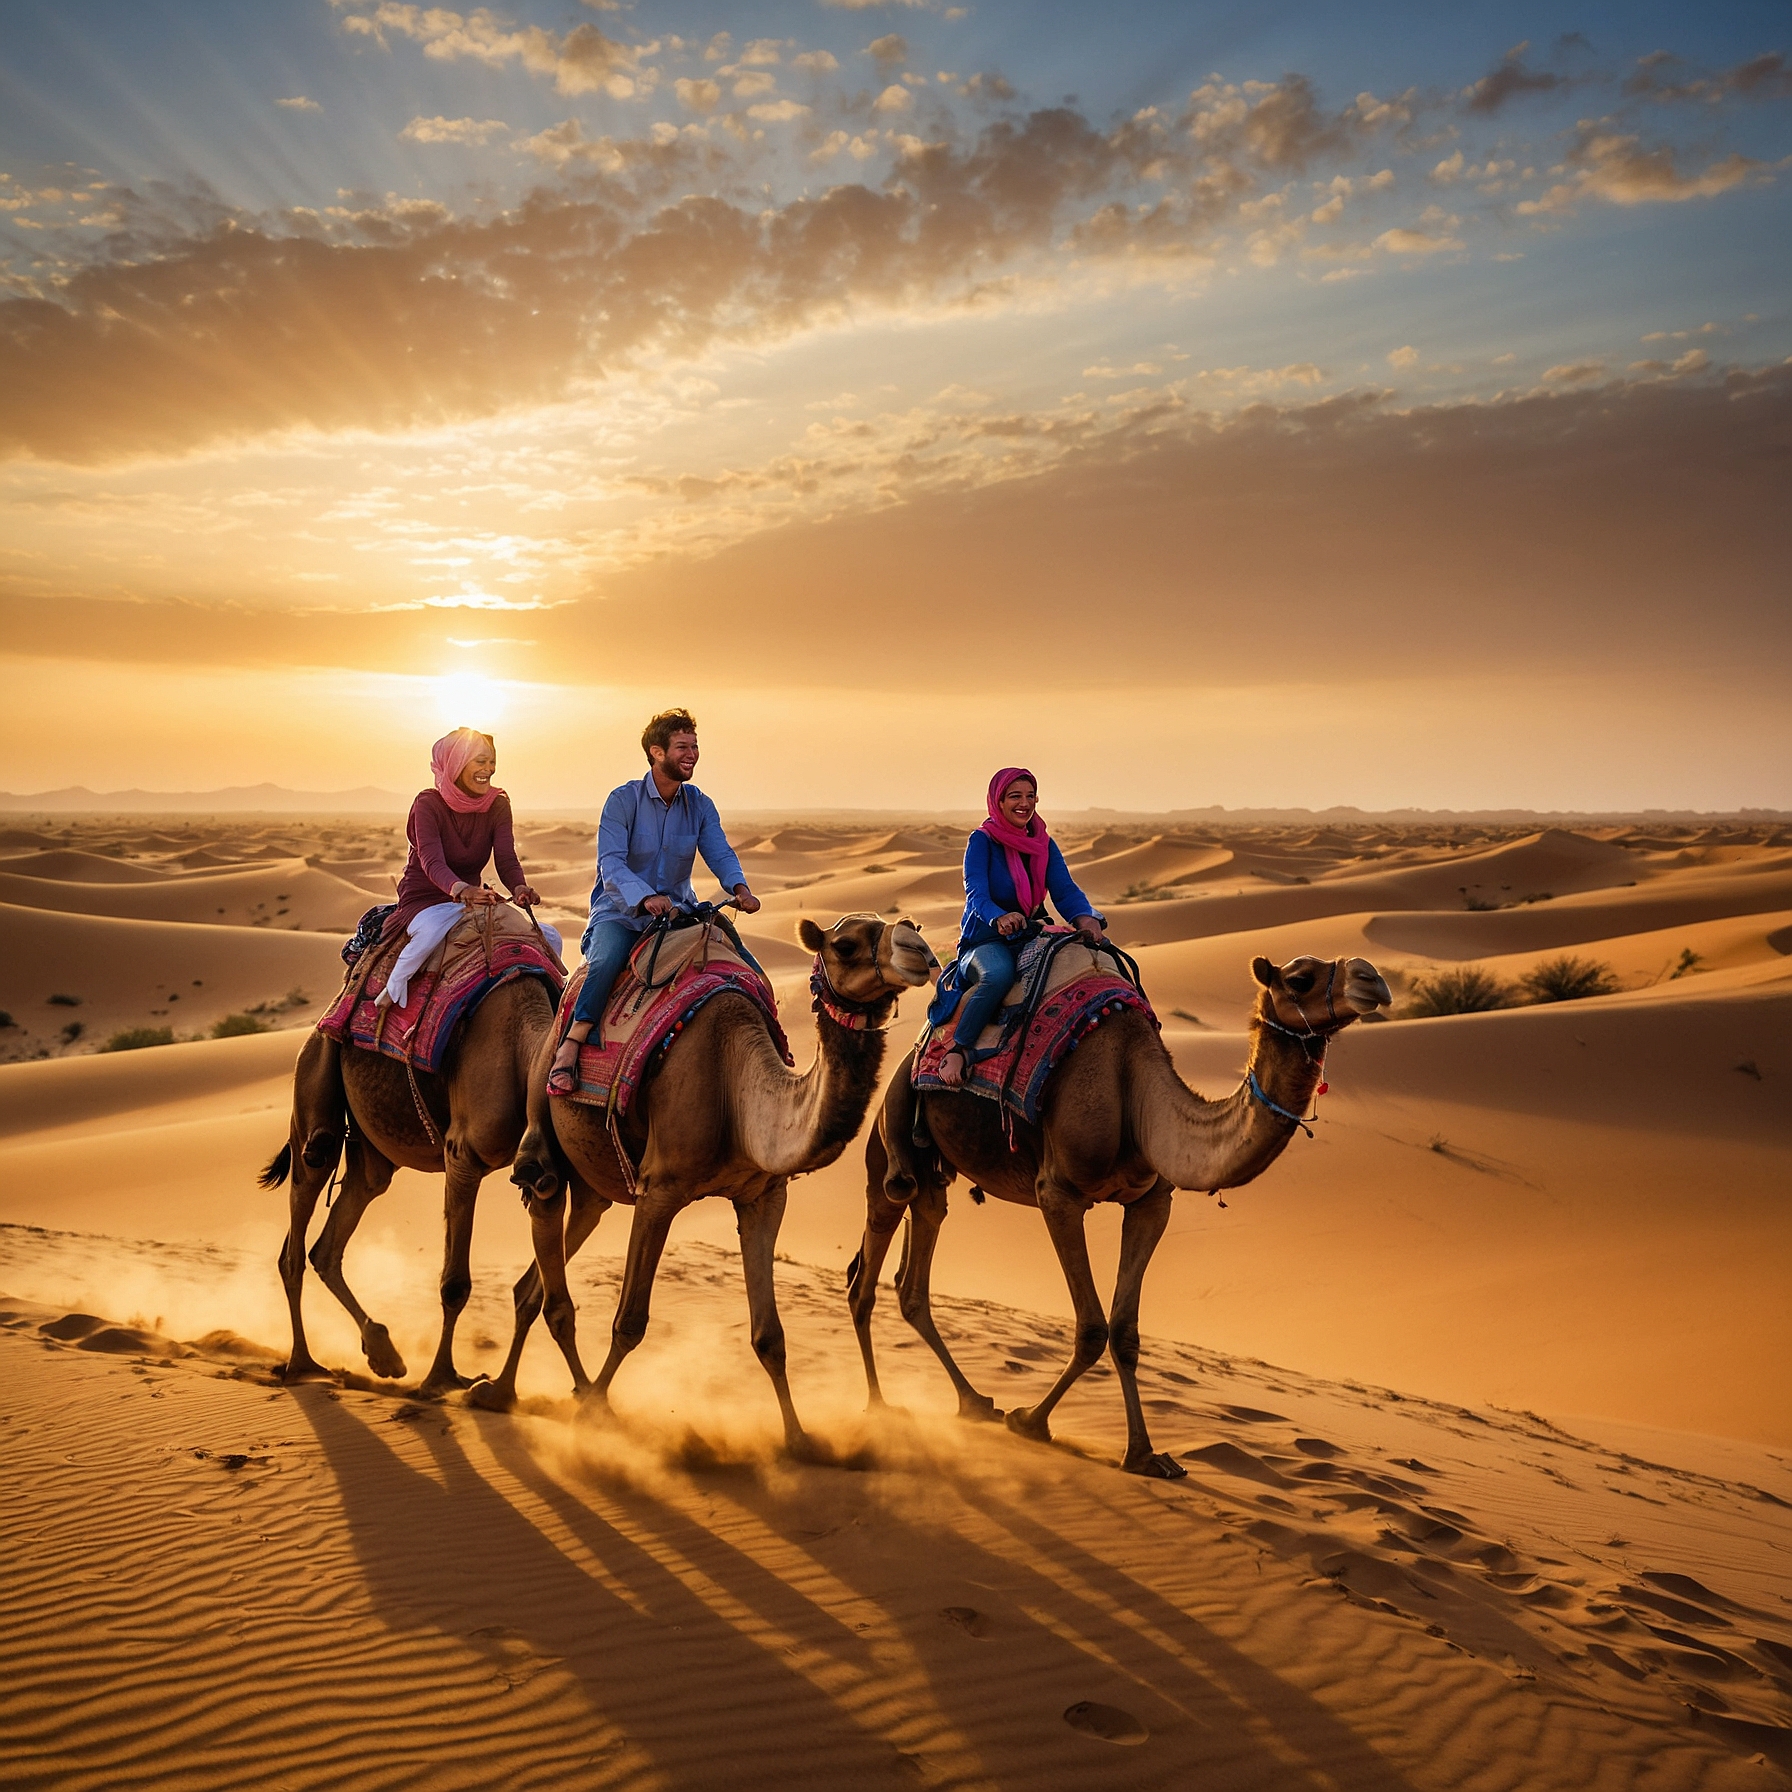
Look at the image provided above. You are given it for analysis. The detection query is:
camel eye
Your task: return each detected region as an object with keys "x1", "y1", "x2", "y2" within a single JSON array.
[
  {"x1": 834, "y1": 940, "x2": 858, "y2": 958},
  {"x1": 1287, "y1": 971, "x2": 1315, "y2": 994}
]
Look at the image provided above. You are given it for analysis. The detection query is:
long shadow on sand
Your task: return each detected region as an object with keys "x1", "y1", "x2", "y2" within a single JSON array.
[{"x1": 290, "y1": 1383, "x2": 1429, "y2": 1789}]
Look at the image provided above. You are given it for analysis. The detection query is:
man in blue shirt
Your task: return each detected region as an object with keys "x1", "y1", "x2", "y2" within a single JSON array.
[{"x1": 547, "y1": 708, "x2": 762, "y2": 1094}]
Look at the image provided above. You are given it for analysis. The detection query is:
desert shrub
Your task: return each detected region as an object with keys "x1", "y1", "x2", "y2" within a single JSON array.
[
  {"x1": 101, "y1": 1027, "x2": 174, "y2": 1053},
  {"x1": 1405, "y1": 965, "x2": 1515, "y2": 1017},
  {"x1": 47, "y1": 992, "x2": 82, "y2": 1007},
  {"x1": 1669, "y1": 948, "x2": 1703, "y2": 980},
  {"x1": 0, "y1": 1011, "x2": 13, "y2": 1030},
  {"x1": 211, "y1": 1011, "x2": 272, "y2": 1038},
  {"x1": 60, "y1": 1021, "x2": 85, "y2": 1044},
  {"x1": 1520, "y1": 955, "x2": 1617, "y2": 1003}
]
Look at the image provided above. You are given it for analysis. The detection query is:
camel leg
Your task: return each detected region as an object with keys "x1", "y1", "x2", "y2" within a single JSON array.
[
  {"x1": 306, "y1": 1137, "x2": 406, "y2": 1380},
  {"x1": 846, "y1": 1126, "x2": 908, "y2": 1408},
  {"x1": 735, "y1": 1182, "x2": 812, "y2": 1458},
  {"x1": 893, "y1": 1182, "x2": 1000, "y2": 1423},
  {"x1": 589, "y1": 1186, "x2": 682, "y2": 1405},
  {"x1": 416, "y1": 1137, "x2": 488, "y2": 1395},
  {"x1": 273, "y1": 1032, "x2": 348, "y2": 1382},
  {"x1": 1109, "y1": 1183, "x2": 1186, "y2": 1479},
  {"x1": 469, "y1": 1175, "x2": 609, "y2": 1412},
  {"x1": 1005, "y1": 1183, "x2": 1107, "y2": 1447}
]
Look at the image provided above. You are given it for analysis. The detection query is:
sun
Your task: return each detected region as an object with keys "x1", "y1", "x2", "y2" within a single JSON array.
[{"x1": 431, "y1": 671, "x2": 508, "y2": 731}]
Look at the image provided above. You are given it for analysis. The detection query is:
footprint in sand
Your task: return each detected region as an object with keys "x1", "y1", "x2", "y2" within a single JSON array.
[
  {"x1": 941, "y1": 1606, "x2": 991, "y2": 1638},
  {"x1": 1063, "y1": 1701, "x2": 1148, "y2": 1745}
]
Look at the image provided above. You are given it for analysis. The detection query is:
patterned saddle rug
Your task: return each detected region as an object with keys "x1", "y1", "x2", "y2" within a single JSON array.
[
  {"x1": 554, "y1": 919, "x2": 790, "y2": 1116},
  {"x1": 318, "y1": 903, "x2": 565, "y2": 1075},
  {"x1": 911, "y1": 930, "x2": 1155, "y2": 1125}
]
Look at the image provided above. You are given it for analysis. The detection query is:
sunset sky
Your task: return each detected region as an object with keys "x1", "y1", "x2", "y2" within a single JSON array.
[{"x1": 2, "y1": 1, "x2": 1788, "y2": 812}]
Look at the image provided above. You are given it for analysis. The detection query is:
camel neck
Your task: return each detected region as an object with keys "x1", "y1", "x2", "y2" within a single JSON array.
[{"x1": 1127, "y1": 1002, "x2": 1326, "y2": 1193}]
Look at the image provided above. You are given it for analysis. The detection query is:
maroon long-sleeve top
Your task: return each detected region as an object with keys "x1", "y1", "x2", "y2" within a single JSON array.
[{"x1": 383, "y1": 789, "x2": 527, "y2": 940}]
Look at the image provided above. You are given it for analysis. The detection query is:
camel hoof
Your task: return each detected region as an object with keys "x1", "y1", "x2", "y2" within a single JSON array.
[
  {"x1": 361, "y1": 1323, "x2": 408, "y2": 1380},
  {"x1": 463, "y1": 1378, "x2": 515, "y2": 1413},
  {"x1": 957, "y1": 1392, "x2": 1003, "y2": 1425},
  {"x1": 1004, "y1": 1406, "x2": 1051, "y2": 1444},
  {"x1": 418, "y1": 1370, "x2": 474, "y2": 1398},
  {"x1": 1124, "y1": 1450, "x2": 1189, "y2": 1480},
  {"x1": 572, "y1": 1387, "x2": 612, "y2": 1424},
  {"x1": 280, "y1": 1357, "x2": 334, "y2": 1385}
]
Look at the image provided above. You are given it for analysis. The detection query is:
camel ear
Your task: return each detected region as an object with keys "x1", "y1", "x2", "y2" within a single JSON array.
[
  {"x1": 798, "y1": 917, "x2": 827, "y2": 951},
  {"x1": 1251, "y1": 956, "x2": 1278, "y2": 989}
]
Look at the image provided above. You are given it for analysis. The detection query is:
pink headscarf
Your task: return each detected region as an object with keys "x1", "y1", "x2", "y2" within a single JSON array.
[
  {"x1": 979, "y1": 766, "x2": 1050, "y2": 917},
  {"x1": 430, "y1": 728, "x2": 500, "y2": 815}
]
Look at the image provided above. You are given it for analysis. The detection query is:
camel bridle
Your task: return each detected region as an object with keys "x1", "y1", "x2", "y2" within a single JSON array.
[
  {"x1": 1248, "y1": 959, "x2": 1352, "y2": 1138},
  {"x1": 810, "y1": 920, "x2": 904, "y2": 1032}
]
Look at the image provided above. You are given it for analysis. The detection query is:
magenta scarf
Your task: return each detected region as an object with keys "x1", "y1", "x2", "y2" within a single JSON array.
[
  {"x1": 979, "y1": 766, "x2": 1050, "y2": 916},
  {"x1": 430, "y1": 728, "x2": 500, "y2": 815}
]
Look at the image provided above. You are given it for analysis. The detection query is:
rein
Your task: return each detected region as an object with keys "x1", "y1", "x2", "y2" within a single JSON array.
[{"x1": 1246, "y1": 961, "x2": 1349, "y2": 1138}]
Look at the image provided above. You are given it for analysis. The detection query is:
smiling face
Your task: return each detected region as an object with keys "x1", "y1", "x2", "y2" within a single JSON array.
[
  {"x1": 456, "y1": 738, "x2": 496, "y2": 798},
  {"x1": 651, "y1": 729, "x2": 700, "y2": 785},
  {"x1": 998, "y1": 778, "x2": 1038, "y2": 829}
]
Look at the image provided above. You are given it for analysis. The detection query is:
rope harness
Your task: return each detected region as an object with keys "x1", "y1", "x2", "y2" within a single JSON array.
[
  {"x1": 809, "y1": 920, "x2": 900, "y2": 1032},
  {"x1": 1244, "y1": 961, "x2": 1350, "y2": 1139}
]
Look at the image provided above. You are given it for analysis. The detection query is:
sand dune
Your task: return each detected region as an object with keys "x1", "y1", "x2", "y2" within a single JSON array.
[
  {"x1": 0, "y1": 902, "x2": 343, "y2": 1061},
  {"x1": 0, "y1": 847, "x2": 175, "y2": 882},
  {"x1": 3, "y1": 811, "x2": 1788, "y2": 1787},
  {"x1": 0, "y1": 860, "x2": 376, "y2": 931}
]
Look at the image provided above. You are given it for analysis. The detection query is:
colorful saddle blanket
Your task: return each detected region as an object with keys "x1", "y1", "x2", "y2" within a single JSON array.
[
  {"x1": 911, "y1": 931, "x2": 1155, "y2": 1124},
  {"x1": 318, "y1": 905, "x2": 565, "y2": 1075},
  {"x1": 556, "y1": 920, "x2": 790, "y2": 1116}
]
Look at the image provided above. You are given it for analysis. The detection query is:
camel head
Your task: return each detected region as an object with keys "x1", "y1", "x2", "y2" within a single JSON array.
[
  {"x1": 1251, "y1": 954, "x2": 1391, "y2": 1035},
  {"x1": 799, "y1": 913, "x2": 938, "y2": 1010}
]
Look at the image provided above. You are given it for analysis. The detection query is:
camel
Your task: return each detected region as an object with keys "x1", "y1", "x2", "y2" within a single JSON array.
[
  {"x1": 260, "y1": 964, "x2": 556, "y2": 1394},
  {"x1": 847, "y1": 952, "x2": 1391, "y2": 1476},
  {"x1": 476, "y1": 913, "x2": 938, "y2": 1456}
]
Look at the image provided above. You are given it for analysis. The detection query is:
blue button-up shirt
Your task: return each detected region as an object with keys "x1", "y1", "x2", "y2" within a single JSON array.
[{"x1": 587, "y1": 774, "x2": 748, "y2": 934}]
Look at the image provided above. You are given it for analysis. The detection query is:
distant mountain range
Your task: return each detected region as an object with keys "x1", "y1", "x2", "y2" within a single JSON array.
[
  {"x1": 0, "y1": 783, "x2": 409, "y2": 813},
  {"x1": 1, "y1": 785, "x2": 1785, "y2": 825}
]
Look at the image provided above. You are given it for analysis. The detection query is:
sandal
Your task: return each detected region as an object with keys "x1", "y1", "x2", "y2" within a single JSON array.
[
  {"x1": 546, "y1": 1036, "x2": 582, "y2": 1098},
  {"x1": 937, "y1": 1047, "x2": 969, "y2": 1089}
]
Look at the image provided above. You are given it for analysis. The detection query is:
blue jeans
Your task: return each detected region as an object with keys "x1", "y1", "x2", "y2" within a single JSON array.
[
  {"x1": 572, "y1": 915, "x2": 766, "y2": 1032},
  {"x1": 572, "y1": 920, "x2": 642, "y2": 1031},
  {"x1": 951, "y1": 940, "x2": 1017, "y2": 1051}
]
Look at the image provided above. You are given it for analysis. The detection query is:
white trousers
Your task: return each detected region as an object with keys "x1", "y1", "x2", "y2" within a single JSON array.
[{"x1": 380, "y1": 902, "x2": 562, "y2": 1009}]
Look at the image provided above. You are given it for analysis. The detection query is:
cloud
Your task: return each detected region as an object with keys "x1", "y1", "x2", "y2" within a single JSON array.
[
  {"x1": 867, "y1": 34, "x2": 908, "y2": 69},
  {"x1": 1387, "y1": 345, "x2": 1419, "y2": 368},
  {"x1": 873, "y1": 83, "x2": 913, "y2": 113},
  {"x1": 792, "y1": 51, "x2": 838, "y2": 73},
  {"x1": 1517, "y1": 128, "x2": 1761, "y2": 213},
  {"x1": 334, "y1": 4, "x2": 644, "y2": 99},
  {"x1": 276, "y1": 96, "x2": 322, "y2": 113},
  {"x1": 1373, "y1": 224, "x2": 1462, "y2": 255},
  {"x1": 1625, "y1": 49, "x2": 1792, "y2": 104},
  {"x1": 748, "y1": 100, "x2": 809, "y2": 123},
  {"x1": 675, "y1": 76, "x2": 721, "y2": 112},
  {"x1": 400, "y1": 115, "x2": 509, "y2": 145},
  {"x1": 1542, "y1": 360, "x2": 1605, "y2": 384},
  {"x1": 1463, "y1": 42, "x2": 1571, "y2": 113}
]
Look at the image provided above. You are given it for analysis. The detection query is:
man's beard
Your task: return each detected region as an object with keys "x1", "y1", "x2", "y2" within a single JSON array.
[{"x1": 662, "y1": 756, "x2": 695, "y2": 783}]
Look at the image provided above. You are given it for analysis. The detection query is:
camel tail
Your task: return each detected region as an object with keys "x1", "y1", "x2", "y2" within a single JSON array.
[{"x1": 258, "y1": 1143, "x2": 292, "y2": 1191}]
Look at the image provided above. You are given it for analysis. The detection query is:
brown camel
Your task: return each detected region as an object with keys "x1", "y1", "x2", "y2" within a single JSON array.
[
  {"x1": 475, "y1": 913, "x2": 937, "y2": 1455},
  {"x1": 847, "y1": 952, "x2": 1391, "y2": 1476},
  {"x1": 260, "y1": 967, "x2": 556, "y2": 1394}
]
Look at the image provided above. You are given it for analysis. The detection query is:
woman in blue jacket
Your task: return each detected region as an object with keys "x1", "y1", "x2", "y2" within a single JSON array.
[{"x1": 938, "y1": 766, "x2": 1105, "y2": 1088}]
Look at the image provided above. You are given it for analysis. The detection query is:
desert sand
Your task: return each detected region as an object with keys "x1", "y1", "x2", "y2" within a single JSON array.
[{"x1": 2, "y1": 811, "x2": 1788, "y2": 1788}]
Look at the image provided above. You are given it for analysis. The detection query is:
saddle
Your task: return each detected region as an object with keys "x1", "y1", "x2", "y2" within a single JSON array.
[
  {"x1": 318, "y1": 902, "x2": 565, "y2": 1074},
  {"x1": 553, "y1": 918, "x2": 790, "y2": 1116},
  {"x1": 911, "y1": 929, "x2": 1154, "y2": 1125}
]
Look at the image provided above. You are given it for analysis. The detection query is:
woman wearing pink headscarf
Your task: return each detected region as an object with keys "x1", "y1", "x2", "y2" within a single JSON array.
[
  {"x1": 937, "y1": 767, "x2": 1105, "y2": 1088},
  {"x1": 377, "y1": 729, "x2": 543, "y2": 1006}
]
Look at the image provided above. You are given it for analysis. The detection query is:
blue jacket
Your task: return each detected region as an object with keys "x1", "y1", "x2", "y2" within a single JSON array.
[
  {"x1": 957, "y1": 829, "x2": 1101, "y2": 951},
  {"x1": 586, "y1": 774, "x2": 747, "y2": 934}
]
